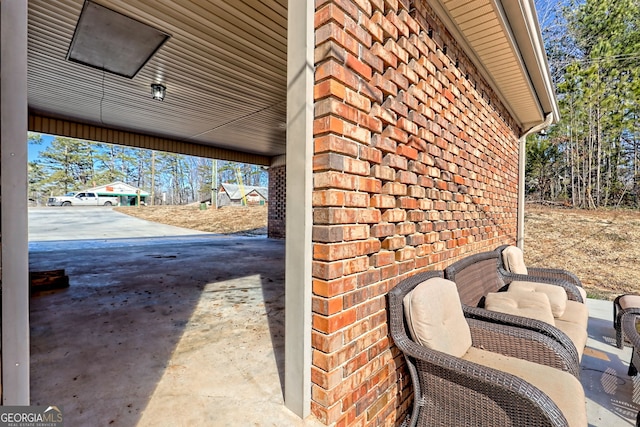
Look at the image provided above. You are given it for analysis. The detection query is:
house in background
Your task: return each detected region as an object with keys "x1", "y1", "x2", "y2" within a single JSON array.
[
  {"x1": 217, "y1": 183, "x2": 268, "y2": 207},
  {"x1": 85, "y1": 181, "x2": 149, "y2": 206}
]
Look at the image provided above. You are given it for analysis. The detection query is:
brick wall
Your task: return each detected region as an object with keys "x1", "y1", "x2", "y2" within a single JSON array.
[
  {"x1": 268, "y1": 165, "x2": 286, "y2": 239},
  {"x1": 311, "y1": 0, "x2": 521, "y2": 425}
]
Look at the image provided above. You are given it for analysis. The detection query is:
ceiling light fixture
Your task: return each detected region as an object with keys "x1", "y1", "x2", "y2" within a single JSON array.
[{"x1": 151, "y1": 83, "x2": 166, "y2": 101}]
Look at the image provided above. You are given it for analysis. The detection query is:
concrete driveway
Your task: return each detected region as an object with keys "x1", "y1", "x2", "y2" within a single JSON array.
[{"x1": 29, "y1": 207, "x2": 207, "y2": 241}]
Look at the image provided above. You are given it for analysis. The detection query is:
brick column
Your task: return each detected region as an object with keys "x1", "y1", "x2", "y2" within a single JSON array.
[{"x1": 268, "y1": 164, "x2": 286, "y2": 239}]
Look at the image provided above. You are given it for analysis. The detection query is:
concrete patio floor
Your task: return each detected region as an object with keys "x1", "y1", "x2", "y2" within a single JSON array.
[
  {"x1": 28, "y1": 232, "x2": 639, "y2": 426},
  {"x1": 29, "y1": 235, "x2": 322, "y2": 427},
  {"x1": 582, "y1": 298, "x2": 639, "y2": 426}
]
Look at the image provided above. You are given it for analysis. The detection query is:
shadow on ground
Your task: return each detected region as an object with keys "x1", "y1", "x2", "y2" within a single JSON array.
[{"x1": 29, "y1": 236, "x2": 291, "y2": 426}]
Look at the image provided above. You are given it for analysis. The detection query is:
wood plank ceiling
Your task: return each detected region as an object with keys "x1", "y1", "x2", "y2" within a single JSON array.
[{"x1": 27, "y1": 0, "x2": 288, "y2": 158}]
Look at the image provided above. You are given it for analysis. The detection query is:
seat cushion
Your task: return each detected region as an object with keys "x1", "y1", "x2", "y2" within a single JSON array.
[
  {"x1": 620, "y1": 294, "x2": 640, "y2": 310},
  {"x1": 464, "y1": 347, "x2": 587, "y2": 427},
  {"x1": 501, "y1": 246, "x2": 528, "y2": 274},
  {"x1": 557, "y1": 301, "x2": 589, "y2": 330},
  {"x1": 509, "y1": 281, "x2": 568, "y2": 318},
  {"x1": 403, "y1": 277, "x2": 472, "y2": 358},
  {"x1": 555, "y1": 319, "x2": 588, "y2": 361},
  {"x1": 485, "y1": 291, "x2": 555, "y2": 325}
]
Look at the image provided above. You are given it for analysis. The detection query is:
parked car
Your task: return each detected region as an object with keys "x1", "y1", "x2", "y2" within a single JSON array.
[{"x1": 47, "y1": 192, "x2": 119, "y2": 206}]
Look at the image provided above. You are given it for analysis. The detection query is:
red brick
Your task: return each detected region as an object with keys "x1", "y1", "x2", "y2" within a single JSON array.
[
  {"x1": 315, "y1": 79, "x2": 347, "y2": 101},
  {"x1": 396, "y1": 197, "x2": 417, "y2": 209},
  {"x1": 358, "y1": 176, "x2": 382, "y2": 193},
  {"x1": 314, "y1": 171, "x2": 358, "y2": 190},
  {"x1": 381, "y1": 235, "x2": 405, "y2": 250},
  {"x1": 313, "y1": 276, "x2": 357, "y2": 298},
  {"x1": 372, "y1": 135, "x2": 398, "y2": 154},
  {"x1": 395, "y1": 170, "x2": 417, "y2": 185},
  {"x1": 315, "y1": 134, "x2": 360, "y2": 157},
  {"x1": 316, "y1": 59, "x2": 361, "y2": 92},
  {"x1": 359, "y1": 145, "x2": 383, "y2": 164},
  {"x1": 371, "y1": 42, "x2": 398, "y2": 68},
  {"x1": 357, "y1": 209, "x2": 382, "y2": 223},
  {"x1": 313, "y1": 295, "x2": 344, "y2": 316},
  {"x1": 370, "y1": 165, "x2": 396, "y2": 181},
  {"x1": 314, "y1": 241, "x2": 359, "y2": 261},
  {"x1": 381, "y1": 181, "x2": 407, "y2": 195},
  {"x1": 395, "y1": 222, "x2": 416, "y2": 235},
  {"x1": 344, "y1": 192, "x2": 370, "y2": 207},
  {"x1": 370, "y1": 194, "x2": 396, "y2": 209},
  {"x1": 382, "y1": 153, "x2": 408, "y2": 170},
  {"x1": 313, "y1": 308, "x2": 358, "y2": 334},
  {"x1": 370, "y1": 250, "x2": 396, "y2": 267},
  {"x1": 343, "y1": 256, "x2": 370, "y2": 275},
  {"x1": 396, "y1": 144, "x2": 418, "y2": 160},
  {"x1": 381, "y1": 208, "x2": 406, "y2": 222},
  {"x1": 314, "y1": 207, "x2": 358, "y2": 224},
  {"x1": 370, "y1": 223, "x2": 396, "y2": 238}
]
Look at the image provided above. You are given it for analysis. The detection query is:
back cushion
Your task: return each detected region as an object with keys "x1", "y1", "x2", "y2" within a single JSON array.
[
  {"x1": 485, "y1": 291, "x2": 555, "y2": 325},
  {"x1": 509, "y1": 280, "x2": 568, "y2": 318},
  {"x1": 502, "y1": 246, "x2": 528, "y2": 274},
  {"x1": 403, "y1": 277, "x2": 472, "y2": 358}
]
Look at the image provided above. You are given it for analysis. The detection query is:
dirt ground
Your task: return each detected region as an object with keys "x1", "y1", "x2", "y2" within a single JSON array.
[
  {"x1": 523, "y1": 204, "x2": 640, "y2": 300},
  {"x1": 116, "y1": 203, "x2": 640, "y2": 301},
  {"x1": 115, "y1": 204, "x2": 268, "y2": 235}
]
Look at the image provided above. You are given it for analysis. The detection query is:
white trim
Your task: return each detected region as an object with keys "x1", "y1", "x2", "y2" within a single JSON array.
[
  {"x1": 1, "y1": 0, "x2": 30, "y2": 405},
  {"x1": 284, "y1": 0, "x2": 314, "y2": 418}
]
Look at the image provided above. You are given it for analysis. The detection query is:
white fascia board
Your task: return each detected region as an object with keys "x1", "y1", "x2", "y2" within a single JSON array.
[{"x1": 508, "y1": 0, "x2": 560, "y2": 124}]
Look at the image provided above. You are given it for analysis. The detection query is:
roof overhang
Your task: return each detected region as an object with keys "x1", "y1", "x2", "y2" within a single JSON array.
[{"x1": 429, "y1": 0, "x2": 559, "y2": 132}]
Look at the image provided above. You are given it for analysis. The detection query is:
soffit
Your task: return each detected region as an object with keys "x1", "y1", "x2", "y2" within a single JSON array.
[
  {"x1": 432, "y1": 0, "x2": 558, "y2": 131},
  {"x1": 27, "y1": 0, "x2": 287, "y2": 158}
]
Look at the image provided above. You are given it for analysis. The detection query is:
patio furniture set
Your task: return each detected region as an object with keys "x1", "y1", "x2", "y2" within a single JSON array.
[{"x1": 389, "y1": 245, "x2": 626, "y2": 427}]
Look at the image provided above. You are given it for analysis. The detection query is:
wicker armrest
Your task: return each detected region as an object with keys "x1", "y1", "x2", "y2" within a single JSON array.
[
  {"x1": 463, "y1": 305, "x2": 580, "y2": 364},
  {"x1": 467, "y1": 318, "x2": 580, "y2": 378},
  {"x1": 399, "y1": 338, "x2": 569, "y2": 427},
  {"x1": 500, "y1": 269, "x2": 584, "y2": 303},
  {"x1": 622, "y1": 312, "x2": 640, "y2": 349},
  {"x1": 526, "y1": 267, "x2": 583, "y2": 288}
]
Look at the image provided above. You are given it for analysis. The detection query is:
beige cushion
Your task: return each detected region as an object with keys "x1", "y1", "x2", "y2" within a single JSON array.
[
  {"x1": 403, "y1": 277, "x2": 472, "y2": 358},
  {"x1": 509, "y1": 281, "x2": 568, "y2": 318},
  {"x1": 464, "y1": 347, "x2": 587, "y2": 427},
  {"x1": 577, "y1": 286, "x2": 587, "y2": 302},
  {"x1": 485, "y1": 291, "x2": 555, "y2": 325},
  {"x1": 555, "y1": 319, "x2": 588, "y2": 361},
  {"x1": 502, "y1": 245, "x2": 528, "y2": 274},
  {"x1": 620, "y1": 294, "x2": 640, "y2": 310},
  {"x1": 557, "y1": 301, "x2": 589, "y2": 330}
]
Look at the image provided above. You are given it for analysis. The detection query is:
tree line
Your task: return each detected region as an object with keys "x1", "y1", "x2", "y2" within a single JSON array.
[
  {"x1": 528, "y1": 0, "x2": 640, "y2": 208},
  {"x1": 28, "y1": 133, "x2": 268, "y2": 205}
]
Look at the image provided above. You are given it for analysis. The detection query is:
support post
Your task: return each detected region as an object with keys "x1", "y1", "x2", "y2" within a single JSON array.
[
  {"x1": 284, "y1": 0, "x2": 314, "y2": 418},
  {"x1": 1, "y1": 0, "x2": 30, "y2": 405}
]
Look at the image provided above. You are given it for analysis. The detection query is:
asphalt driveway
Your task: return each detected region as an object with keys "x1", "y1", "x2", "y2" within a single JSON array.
[{"x1": 29, "y1": 206, "x2": 208, "y2": 241}]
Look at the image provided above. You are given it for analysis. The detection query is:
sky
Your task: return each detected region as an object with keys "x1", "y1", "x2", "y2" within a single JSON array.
[{"x1": 28, "y1": 133, "x2": 54, "y2": 162}]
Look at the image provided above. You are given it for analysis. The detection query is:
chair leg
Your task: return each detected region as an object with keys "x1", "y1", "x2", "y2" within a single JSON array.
[
  {"x1": 629, "y1": 354, "x2": 638, "y2": 377},
  {"x1": 617, "y1": 324, "x2": 625, "y2": 349}
]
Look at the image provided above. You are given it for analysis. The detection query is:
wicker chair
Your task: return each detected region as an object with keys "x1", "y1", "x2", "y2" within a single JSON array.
[
  {"x1": 614, "y1": 294, "x2": 640, "y2": 349},
  {"x1": 622, "y1": 312, "x2": 640, "y2": 376},
  {"x1": 443, "y1": 250, "x2": 587, "y2": 363},
  {"x1": 388, "y1": 271, "x2": 587, "y2": 427},
  {"x1": 495, "y1": 245, "x2": 586, "y2": 303}
]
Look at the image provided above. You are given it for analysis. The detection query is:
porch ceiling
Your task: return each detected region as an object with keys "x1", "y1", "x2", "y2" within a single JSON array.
[{"x1": 27, "y1": 0, "x2": 287, "y2": 158}]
